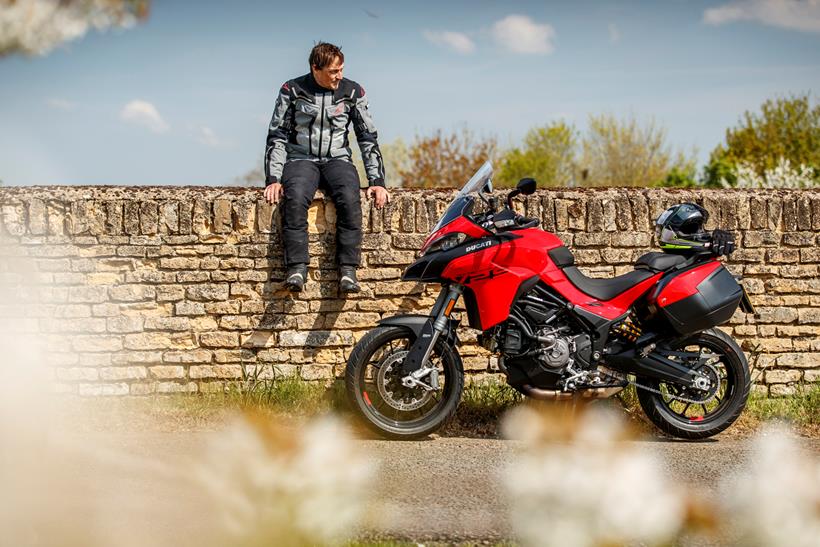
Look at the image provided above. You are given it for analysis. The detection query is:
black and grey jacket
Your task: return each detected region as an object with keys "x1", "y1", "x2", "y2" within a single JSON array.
[{"x1": 264, "y1": 73, "x2": 385, "y2": 187}]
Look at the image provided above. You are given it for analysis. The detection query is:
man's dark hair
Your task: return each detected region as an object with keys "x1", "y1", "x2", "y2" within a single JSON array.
[{"x1": 309, "y1": 42, "x2": 344, "y2": 70}]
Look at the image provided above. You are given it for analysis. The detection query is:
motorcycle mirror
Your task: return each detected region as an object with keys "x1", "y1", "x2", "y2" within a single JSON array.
[{"x1": 517, "y1": 178, "x2": 537, "y2": 195}]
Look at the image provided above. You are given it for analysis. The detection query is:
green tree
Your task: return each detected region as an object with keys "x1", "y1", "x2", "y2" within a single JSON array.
[
  {"x1": 656, "y1": 165, "x2": 699, "y2": 188},
  {"x1": 579, "y1": 114, "x2": 694, "y2": 187},
  {"x1": 704, "y1": 93, "x2": 820, "y2": 186},
  {"x1": 701, "y1": 157, "x2": 736, "y2": 188},
  {"x1": 495, "y1": 122, "x2": 577, "y2": 188}
]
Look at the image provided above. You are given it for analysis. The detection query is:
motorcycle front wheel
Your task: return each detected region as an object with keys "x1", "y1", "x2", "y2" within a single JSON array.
[
  {"x1": 345, "y1": 326, "x2": 464, "y2": 440},
  {"x1": 637, "y1": 328, "x2": 751, "y2": 439}
]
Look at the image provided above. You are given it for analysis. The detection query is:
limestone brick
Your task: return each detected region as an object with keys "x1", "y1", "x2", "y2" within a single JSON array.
[
  {"x1": 777, "y1": 353, "x2": 820, "y2": 368},
  {"x1": 111, "y1": 351, "x2": 163, "y2": 365},
  {"x1": 764, "y1": 369, "x2": 801, "y2": 384},
  {"x1": 99, "y1": 366, "x2": 147, "y2": 381},
  {"x1": 56, "y1": 368, "x2": 99, "y2": 381},
  {"x1": 156, "y1": 381, "x2": 198, "y2": 393},
  {"x1": 278, "y1": 330, "x2": 354, "y2": 347},
  {"x1": 163, "y1": 349, "x2": 212, "y2": 363},
  {"x1": 144, "y1": 317, "x2": 190, "y2": 331},
  {"x1": 186, "y1": 284, "x2": 229, "y2": 301},
  {"x1": 106, "y1": 316, "x2": 144, "y2": 333},
  {"x1": 79, "y1": 383, "x2": 129, "y2": 396},
  {"x1": 189, "y1": 364, "x2": 242, "y2": 379},
  {"x1": 200, "y1": 331, "x2": 240, "y2": 347}
]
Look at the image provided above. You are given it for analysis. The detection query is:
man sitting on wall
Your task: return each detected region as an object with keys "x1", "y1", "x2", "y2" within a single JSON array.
[{"x1": 263, "y1": 42, "x2": 389, "y2": 293}]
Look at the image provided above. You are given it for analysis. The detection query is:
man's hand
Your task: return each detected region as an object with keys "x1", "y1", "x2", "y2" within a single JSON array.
[
  {"x1": 367, "y1": 186, "x2": 390, "y2": 209},
  {"x1": 264, "y1": 183, "x2": 283, "y2": 205}
]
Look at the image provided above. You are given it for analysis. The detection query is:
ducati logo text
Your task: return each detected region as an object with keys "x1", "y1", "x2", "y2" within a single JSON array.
[{"x1": 465, "y1": 240, "x2": 492, "y2": 253}]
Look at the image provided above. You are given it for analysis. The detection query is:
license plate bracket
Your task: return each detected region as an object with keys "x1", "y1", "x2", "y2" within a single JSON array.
[{"x1": 739, "y1": 284, "x2": 756, "y2": 315}]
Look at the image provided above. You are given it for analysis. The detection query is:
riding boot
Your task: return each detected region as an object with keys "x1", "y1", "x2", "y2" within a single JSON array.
[
  {"x1": 285, "y1": 263, "x2": 308, "y2": 293},
  {"x1": 339, "y1": 265, "x2": 361, "y2": 293}
]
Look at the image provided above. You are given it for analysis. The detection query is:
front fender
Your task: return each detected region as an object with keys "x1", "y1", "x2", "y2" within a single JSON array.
[
  {"x1": 377, "y1": 314, "x2": 461, "y2": 347},
  {"x1": 377, "y1": 314, "x2": 429, "y2": 338}
]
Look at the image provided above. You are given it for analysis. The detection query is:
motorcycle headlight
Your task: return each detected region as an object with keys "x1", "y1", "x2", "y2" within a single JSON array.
[{"x1": 425, "y1": 233, "x2": 468, "y2": 255}]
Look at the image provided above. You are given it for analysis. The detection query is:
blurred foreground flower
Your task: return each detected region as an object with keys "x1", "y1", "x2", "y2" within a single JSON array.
[
  {"x1": 722, "y1": 424, "x2": 820, "y2": 547},
  {"x1": 502, "y1": 405, "x2": 688, "y2": 547},
  {"x1": 0, "y1": 0, "x2": 149, "y2": 57},
  {"x1": 193, "y1": 413, "x2": 374, "y2": 547}
]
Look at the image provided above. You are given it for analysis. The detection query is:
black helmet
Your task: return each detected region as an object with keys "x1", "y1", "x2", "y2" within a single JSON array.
[{"x1": 655, "y1": 203, "x2": 710, "y2": 251}]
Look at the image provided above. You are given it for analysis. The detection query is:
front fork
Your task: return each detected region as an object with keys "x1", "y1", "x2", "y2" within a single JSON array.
[{"x1": 400, "y1": 284, "x2": 463, "y2": 377}]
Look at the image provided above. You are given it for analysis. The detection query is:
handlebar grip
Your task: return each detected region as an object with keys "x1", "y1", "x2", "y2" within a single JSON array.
[{"x1": 517, "y1": 216, "x2": 539, "y2": 229}]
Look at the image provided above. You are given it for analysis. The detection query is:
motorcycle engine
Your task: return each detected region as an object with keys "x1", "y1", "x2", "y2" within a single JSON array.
[
  {"x1": 477, "y1": 289, "x2": 595, "y2": 390},
  {"x1": 499, "y1": 325, "x2": 593, "y2": 390},
  {"x1": 536, "y1": 331, "x2": 573, "y2": 369}
]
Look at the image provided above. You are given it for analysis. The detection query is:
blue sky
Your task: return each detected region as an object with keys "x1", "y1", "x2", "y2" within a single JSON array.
[{"x1": 1, "y1": 0, "x2": 819, "y2": 186}]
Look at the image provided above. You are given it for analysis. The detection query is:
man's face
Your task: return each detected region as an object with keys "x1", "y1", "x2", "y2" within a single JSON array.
[{"x1": 312, "y1": 57, "x2": 344, "y2": 90}]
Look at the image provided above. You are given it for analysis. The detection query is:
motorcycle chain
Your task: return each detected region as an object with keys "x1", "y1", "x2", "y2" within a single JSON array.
[{"x1": 599, "y1": 370, "x2": 717, "y2": 405}]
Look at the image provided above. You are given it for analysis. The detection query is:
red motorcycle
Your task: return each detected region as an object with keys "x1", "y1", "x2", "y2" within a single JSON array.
[{"x1": 345, "y1": 162, "x2": 754, "y2": 439}]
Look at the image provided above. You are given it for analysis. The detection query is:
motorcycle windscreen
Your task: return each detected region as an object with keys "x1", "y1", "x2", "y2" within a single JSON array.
[
  {"x1": 656, "y1": 262, "x2": 742, "y2": 335},
  {"x1": 428, "y1": 161, "x2": 492, "y2": 235},
  {"x1": 429, "y1": 195, "x2": 474, "y2": 235}
]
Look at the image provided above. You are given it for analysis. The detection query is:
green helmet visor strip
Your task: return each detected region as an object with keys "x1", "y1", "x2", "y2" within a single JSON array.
[{"x1": 656, "y1": 210, "x2": 711, "y2": 250}]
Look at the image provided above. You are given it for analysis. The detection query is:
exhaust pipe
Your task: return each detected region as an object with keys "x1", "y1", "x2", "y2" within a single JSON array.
[{"x1": 519, "y1": 385, "x2": 624, "y2": 400}]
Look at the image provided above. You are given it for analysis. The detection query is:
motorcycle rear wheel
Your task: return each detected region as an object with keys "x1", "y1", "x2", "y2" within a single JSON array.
[
  {"x1": 345, "y1": 326, "x2": 464, "y2": 440},
  {"x1": 637, "y1": 328, "x2": 750, "y2": 439}
]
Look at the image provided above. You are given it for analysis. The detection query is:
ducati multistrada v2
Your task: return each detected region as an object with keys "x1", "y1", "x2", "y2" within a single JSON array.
[{"x1": 345, "y1": 162, "x2": 755, "y2": 440}]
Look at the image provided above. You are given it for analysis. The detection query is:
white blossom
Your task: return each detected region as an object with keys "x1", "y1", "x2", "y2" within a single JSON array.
[
  {"x1": 721, "y1": 424, "x2": 820, "y2": 547},
  {"x1": 0, "y1": 0, "x2": 142, "y2": 57},
  {"x1": 724, "y1": 157, "x2": 817, "y2": 188},
  {"x1": 193, "y1": 413, "x2": 374, "y2": 546},
  {"x1": 503, "y1": 406, "x2": 687, "y2": 547}
]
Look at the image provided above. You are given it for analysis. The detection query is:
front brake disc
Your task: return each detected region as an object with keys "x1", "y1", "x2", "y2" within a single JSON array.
[{"x1": 376, "y1": 351, "x2": 433, "y2": 411}]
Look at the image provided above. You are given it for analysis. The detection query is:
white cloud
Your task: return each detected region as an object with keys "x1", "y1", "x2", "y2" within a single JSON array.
[
  {"x1": 704, "y1": 0, "x2": 820, "y2": 33},
  {"x1": 422, "y1": 30, "x2": 475, "y2": 54},
  {"x1": 608, "y1": 22, "x2": 621, "y2": 44},
  {"x1": 492, "y1": 14, "x2": 555, "y2": 55},
  {"x1": 120, "y1": 100, "x2": 169, "y2": 134},
  {"x1": 197, "y1": 126, "x2": 221, "y2": 147},
  {"x1": 46, "y1": 98, "x2": 76, "y2": 111}
]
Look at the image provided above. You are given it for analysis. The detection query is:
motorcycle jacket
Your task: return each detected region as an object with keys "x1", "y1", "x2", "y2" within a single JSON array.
[{"x1": 264, "y1": 73, "x2": 385, "y2": 187}]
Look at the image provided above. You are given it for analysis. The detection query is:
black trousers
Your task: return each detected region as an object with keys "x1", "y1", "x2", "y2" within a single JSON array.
[{"x1": 281, "y1": 159, "x2": 362, "y2": 267}]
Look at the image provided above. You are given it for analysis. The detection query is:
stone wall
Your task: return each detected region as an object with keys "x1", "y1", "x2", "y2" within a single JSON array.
[{"x1": 0, "y1": 186, "x2": 817, "y2": 396}]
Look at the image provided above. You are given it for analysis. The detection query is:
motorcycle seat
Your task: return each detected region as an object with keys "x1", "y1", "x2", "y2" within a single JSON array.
[
  {"x1": 562, "y1": 266, "x2": 656, "y2": 302},
  {"x1": 547, "y1": 245, "x2": 659, "y2": 301},
  {"x1": 634, "y1": 252, "x2": 686, "y2": 272}
]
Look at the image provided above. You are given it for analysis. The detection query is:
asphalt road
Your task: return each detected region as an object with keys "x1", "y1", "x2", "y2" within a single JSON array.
[
  {"x1": 34, "y1": 431, "x2": 817, "y2": 544},
  {"x1": 360, "y1": 435, "x2": 820, "y2": 541}
]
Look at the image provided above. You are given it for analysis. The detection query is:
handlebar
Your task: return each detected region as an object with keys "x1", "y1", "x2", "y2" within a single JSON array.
[
  {"x1": 479, "y1": 211, "x2": 539, "y2": 232},
  {"x1": 516, "y1": 216, "x2": 539, "y2": 229}
]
